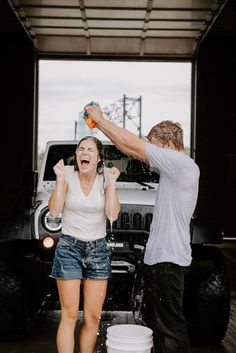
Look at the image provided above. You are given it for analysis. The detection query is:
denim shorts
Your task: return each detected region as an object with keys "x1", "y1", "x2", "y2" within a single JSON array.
[{"x1": 51, "y1": 234, "x2": 111, "y2": 280}]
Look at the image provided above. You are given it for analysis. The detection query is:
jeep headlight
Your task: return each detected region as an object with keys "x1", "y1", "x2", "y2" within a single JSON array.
[
  {"x1": 42, "y1": 211, "x2": 62, "y2": 233},
  {"x1": 42, "y1": 236, "x2": 55, "y2": 249}
]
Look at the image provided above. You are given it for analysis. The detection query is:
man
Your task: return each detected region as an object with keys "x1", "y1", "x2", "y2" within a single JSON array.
[{"x1": 85, "y1": 104, "x2": 200, "y2": 353}]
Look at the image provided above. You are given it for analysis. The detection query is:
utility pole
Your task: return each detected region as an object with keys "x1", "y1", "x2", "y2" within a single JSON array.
[
  {"x1": 139, "y1": 95, "x2": 142, "y2": 138},
  {"x1": 74, "y1": 120, "x2": 78, "y2": 140},
  {"x1": 123, "y1": 94, "x2": 126, "y2": 129}
]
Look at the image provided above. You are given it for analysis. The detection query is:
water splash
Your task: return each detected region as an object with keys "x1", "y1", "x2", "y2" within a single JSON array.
[
  {"x1": 108, "y1": 219, "x2": 115, "y2": 251},
  {"x1": 109, "y1": 220, "x2": 115, "y2": 242}
]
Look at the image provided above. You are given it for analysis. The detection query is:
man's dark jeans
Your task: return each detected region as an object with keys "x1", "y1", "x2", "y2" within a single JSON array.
[{"x1": 144, "y1": 262, "x2": 190, "y2": 353}]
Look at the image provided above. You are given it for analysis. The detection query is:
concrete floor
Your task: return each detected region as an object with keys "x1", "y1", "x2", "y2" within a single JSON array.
[
  {"x1": 0, "y1": 309, "x2": 231, "y2": 353},
  {"x1": 0, "y1": 245, "x2": 235, "y2": 353}
]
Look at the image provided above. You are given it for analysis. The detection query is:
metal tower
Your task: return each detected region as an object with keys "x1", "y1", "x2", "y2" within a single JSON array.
[
  {"x1": 103, "y1": 95, "x2": 142, "y2": 137},
  {"x1": 74, "y1": 95, "x2": 142, "y2": 140}
]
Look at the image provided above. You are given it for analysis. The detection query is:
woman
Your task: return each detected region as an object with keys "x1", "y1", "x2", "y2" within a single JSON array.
[{"x1": 49, "y1": 136, "x2": 120, "y2": 353}]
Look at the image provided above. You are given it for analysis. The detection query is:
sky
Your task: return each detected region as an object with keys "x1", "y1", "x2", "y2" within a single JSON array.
[{"x1": 38, "y1": 60, "x2": 192, "y2": 153}]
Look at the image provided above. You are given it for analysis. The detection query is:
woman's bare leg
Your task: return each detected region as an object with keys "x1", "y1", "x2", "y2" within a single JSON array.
[
  {"x1": 79, "y1": 279, "x2": 107, "y2": 353},
  {"x1": 56, "y1": 279, "x2": 81, "y2": 353}
]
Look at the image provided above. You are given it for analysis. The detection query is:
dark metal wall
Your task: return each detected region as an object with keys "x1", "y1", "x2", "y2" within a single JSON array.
[
  {"x1": 195, "y1": 0, "x2": 236, "y2": 236},
  {"x1": 0, "y1": 0, "x2": 36, "y2": 235}
]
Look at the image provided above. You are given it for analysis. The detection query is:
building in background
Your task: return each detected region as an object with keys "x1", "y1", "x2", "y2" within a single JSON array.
[{"x1": 74, "y1": 111, "x2": 95, "y2": 140}]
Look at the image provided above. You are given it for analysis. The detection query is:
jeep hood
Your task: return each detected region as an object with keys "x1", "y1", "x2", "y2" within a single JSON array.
[
  {"x1": 117, "y1": 183, "x2": 157, "y2": 206},
  {"x1": 36, "y1": 182, "x2": 158, "y2": 207}
]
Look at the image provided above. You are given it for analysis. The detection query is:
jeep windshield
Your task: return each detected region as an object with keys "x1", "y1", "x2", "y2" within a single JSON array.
[{"x1": 43, "y1": 143, "x2": 159, "y2": 183}]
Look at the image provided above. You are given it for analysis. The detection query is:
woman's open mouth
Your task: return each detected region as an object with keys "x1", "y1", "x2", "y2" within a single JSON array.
[{"x1": 80, "y1": 159, "x2": 90, "y2": 166}]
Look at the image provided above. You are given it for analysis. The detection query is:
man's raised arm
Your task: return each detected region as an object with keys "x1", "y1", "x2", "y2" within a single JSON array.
[{"x1": 85, "y1": 104, "x2": 148, "y2": 162}]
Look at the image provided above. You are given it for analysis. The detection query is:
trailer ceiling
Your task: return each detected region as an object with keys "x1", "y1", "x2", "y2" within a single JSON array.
[{"x1": 7, "y1": 0, "x2": 228, "y2": 59}]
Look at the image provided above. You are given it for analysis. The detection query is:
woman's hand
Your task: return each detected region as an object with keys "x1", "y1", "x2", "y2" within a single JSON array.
[
  {"x1": 105, "y1": 167, "x2": 121, "y2": 221},
  {"x1": 53, "y1": 159, "x2": 65, "y2": 180},
  {"x1": 49, "y1": 159, "x2": 68, "y2": 217},
  {"x1": 106, "y1": 167, "x2": 120, "y2": 186}
]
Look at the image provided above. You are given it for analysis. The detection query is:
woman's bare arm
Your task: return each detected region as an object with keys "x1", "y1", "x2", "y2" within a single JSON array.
[{"x1": 48, "y1": 159, "x2": 68, "y2": 216}]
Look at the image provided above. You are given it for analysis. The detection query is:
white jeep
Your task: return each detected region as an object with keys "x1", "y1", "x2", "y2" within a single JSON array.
[{"x1": 0, "y1": 140, "x2": 230, "y2": 342}]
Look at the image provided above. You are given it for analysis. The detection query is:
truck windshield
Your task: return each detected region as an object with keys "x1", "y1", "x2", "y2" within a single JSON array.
[{"x1": 43, "y1": 144, "x2": 159, "y2": 183}]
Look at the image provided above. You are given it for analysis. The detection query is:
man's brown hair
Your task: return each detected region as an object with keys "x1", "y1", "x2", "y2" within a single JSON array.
[{"x1": 146, "y1": 120, "x2": 184, "y2": 150}]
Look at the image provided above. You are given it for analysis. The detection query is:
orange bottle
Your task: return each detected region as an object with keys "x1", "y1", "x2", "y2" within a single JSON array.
[
  {"x1": 84, "y1": 115, "x2": 97, "y2": 128},
  {"x1": 83, "y1": 101, "x2": 98, "y2": 128}
]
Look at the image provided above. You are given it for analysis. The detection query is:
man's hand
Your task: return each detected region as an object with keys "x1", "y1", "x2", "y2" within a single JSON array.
[
  {"x1": 53, "y1": 159, "x2": 65, "y2": 180},
  {"x1": 84, "y1": 104, "x2": 105, "y2": 124}
]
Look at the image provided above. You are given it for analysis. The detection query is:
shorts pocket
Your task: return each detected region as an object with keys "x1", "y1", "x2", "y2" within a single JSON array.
[{"x1": 57, "y1": 237, "x2": 72, "y2": 250}]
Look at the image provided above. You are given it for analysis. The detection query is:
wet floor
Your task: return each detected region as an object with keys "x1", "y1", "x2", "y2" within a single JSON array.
[
  {"x1": 0, "y1": 245, "x2": 235, "y2": 353},
  {"x1": 0, "y1": 309, "x2": 232, "y2": 353}
]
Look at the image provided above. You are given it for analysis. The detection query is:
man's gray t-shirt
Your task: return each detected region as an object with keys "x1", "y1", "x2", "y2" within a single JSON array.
[{"x1": 144, "y1": 142, "x2": 200, "y2": 267}]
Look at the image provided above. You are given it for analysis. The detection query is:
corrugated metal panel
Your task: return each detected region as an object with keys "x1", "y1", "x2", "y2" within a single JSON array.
[{"x1": 9, "y1": 0, "x2": 228, "y2": 58}]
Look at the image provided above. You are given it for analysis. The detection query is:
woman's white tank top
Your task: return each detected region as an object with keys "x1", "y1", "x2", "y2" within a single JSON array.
[{"x1": 61, "y1": 166, "x2": 106, "y2": 241}]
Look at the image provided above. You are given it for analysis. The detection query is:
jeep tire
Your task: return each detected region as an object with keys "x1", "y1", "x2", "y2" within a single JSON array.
[
  {"x1": 131, "y1": 245, "x2": 230, "y2": 343},
  {"x1": 184, "y1": 245, "x2": 230, "y2": 343},
  {"x1": 0, "y1": 259, "x2": 31, "y2": 339}
]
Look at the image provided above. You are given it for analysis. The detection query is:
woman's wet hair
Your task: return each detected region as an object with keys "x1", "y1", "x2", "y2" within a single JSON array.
[
  {"x1": 74, "y1": 136, "x2": 104, "y2": 174},
  {"x1": 146, "y1": 120, "x2": 184, "y2": 150}
]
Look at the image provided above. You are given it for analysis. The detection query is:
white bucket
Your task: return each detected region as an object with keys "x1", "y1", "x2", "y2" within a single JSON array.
[
  {"x1": 106, "y1": 324, "x2": 153, "y2": 353},
  {"x1": 107, "y1": 335, "x2": 153, "y2": 346}
]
